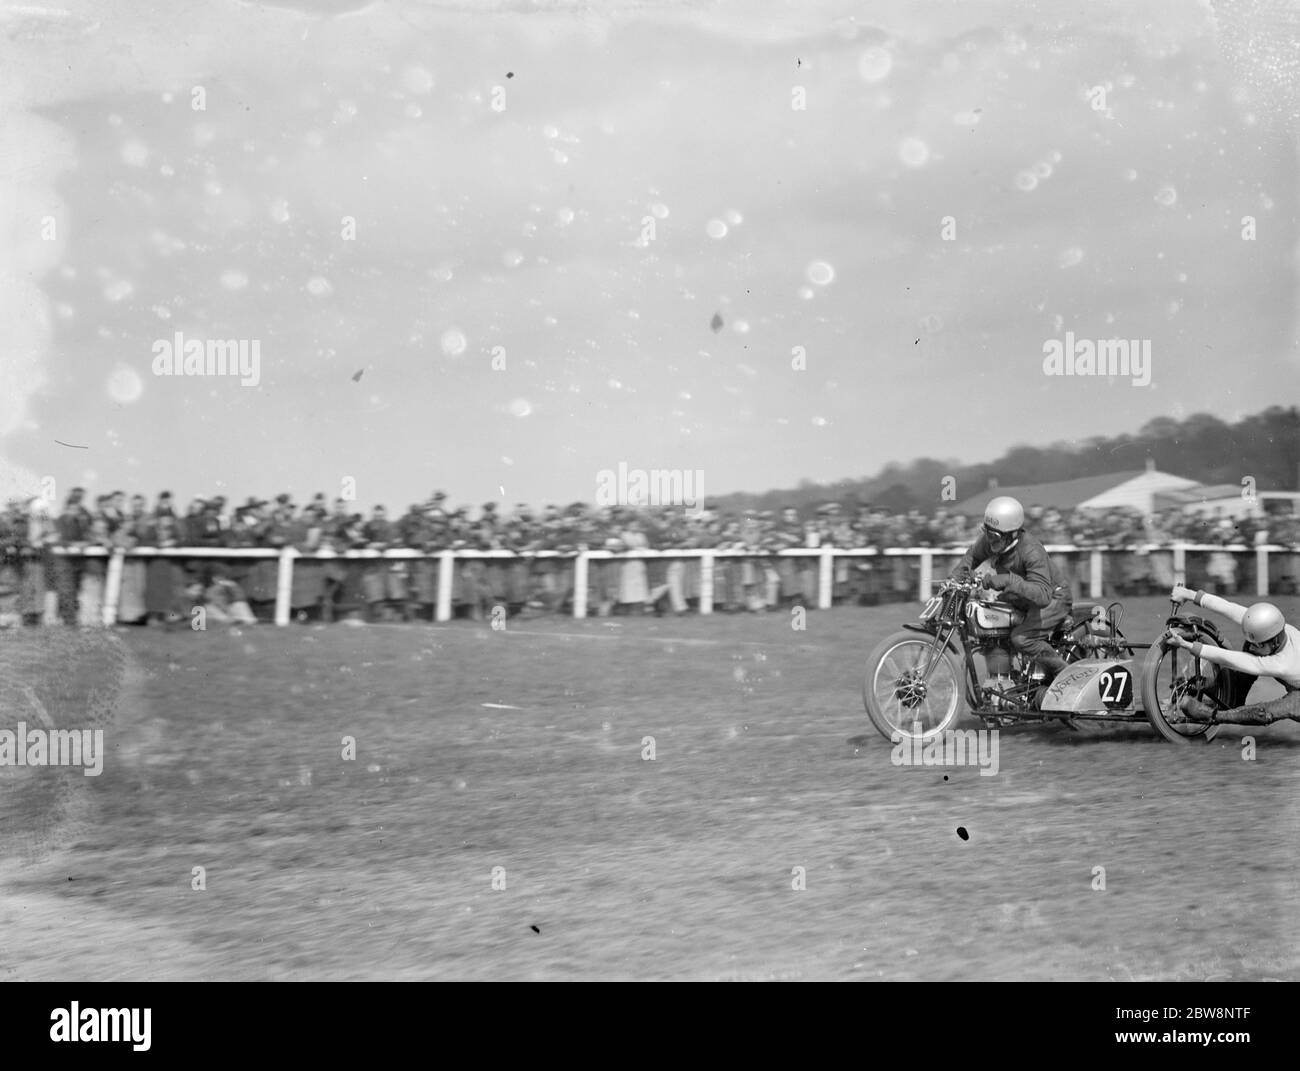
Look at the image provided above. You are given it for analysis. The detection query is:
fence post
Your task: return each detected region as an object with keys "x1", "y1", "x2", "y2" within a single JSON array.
[
  {"x1": 436, "y1": 552, "x2": 454, "y2": 622},
  {"x1": 102, "y1": 548, "x2": 125, "y2": 626},
  {"x1": 918, "y1": 550, "x2": 932, "y2": 602},
  {"x1": 818, "y1": 547, "x2": 834, "y2": 610},
  {"x1": 1172, "y1": 543, "x2": 1186, "y2": 587},
  {"x1": 275, "y1": 547, "x2": 294, "y2": 625},
  {"x1": 573, "y1": 551, "x2": 588, "y2": 619},
  {"x1": 1089, "y1": 549, "x2": 1103, "y2": 599},
  {"x1": 700, "y1": 551, "x2": 714, "y2": 615},
  {"x1": 1256, "y1": 545, "x2": 1269, "y2": 597}
]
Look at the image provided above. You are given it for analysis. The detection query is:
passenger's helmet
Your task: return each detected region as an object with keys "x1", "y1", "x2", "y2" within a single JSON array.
[
  {"x1": 1242, "y1": 602, "x2": 1287, "y2": 656},
  {"x1": 982, "y1": 496, "x2": 1024, "y2": 552}
]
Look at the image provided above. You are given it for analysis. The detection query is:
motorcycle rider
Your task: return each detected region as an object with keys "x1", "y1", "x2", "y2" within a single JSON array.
[
  {"x1": 951, "y1": 495, "x2": 1072, "y2": 702},
  {"x1": 1166, "y1": 586, "x2": 1300, "y2": 724}
]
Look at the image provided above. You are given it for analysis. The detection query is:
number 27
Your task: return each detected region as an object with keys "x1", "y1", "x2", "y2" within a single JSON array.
[{"x1": 1099, "y1": 669, "x2": 1129, "y2": 703}]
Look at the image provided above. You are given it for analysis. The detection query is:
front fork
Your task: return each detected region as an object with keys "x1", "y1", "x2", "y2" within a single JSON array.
[{"x1": 913, "y1": 623, "x2": 983, "y2": 708}]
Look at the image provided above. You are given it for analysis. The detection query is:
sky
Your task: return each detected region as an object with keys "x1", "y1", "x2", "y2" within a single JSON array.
[{"x1": 1, "y1": 0, "x2": 1298, "y2": 512}]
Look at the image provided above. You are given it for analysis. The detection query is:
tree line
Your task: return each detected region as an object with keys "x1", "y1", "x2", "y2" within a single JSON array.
[{"x1": 711, "y1": 406, "x2": 1300, "y2": 516}]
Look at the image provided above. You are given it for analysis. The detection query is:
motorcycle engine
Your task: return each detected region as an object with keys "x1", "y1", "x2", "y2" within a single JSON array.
[
  {"x1": 982, "y1": 643, "x2": 1012, "y2": 678},
  {"x1": 985, "y1": 674, "x2": 1015, "y2": 710}
]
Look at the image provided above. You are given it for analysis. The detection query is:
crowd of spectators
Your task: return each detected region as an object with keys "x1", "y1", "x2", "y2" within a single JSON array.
[{"x1": 2, "y1": 488, "x2": 1297, "y2": 628}]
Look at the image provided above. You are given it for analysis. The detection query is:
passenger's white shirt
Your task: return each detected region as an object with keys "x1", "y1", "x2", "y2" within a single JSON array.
[{"x1": 1196, "y1": 593, "x2": 1300, "y2": 690}]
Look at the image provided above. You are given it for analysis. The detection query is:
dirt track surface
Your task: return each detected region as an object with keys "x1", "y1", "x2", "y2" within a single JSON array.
[{"x1": 1, "y1": 597, "x2": 1297, "y2": 980}]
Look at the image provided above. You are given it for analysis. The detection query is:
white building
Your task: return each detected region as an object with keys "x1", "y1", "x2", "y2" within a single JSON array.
[{"x1": 953, "y1": 461, "x2": 1199, "y2": 518}]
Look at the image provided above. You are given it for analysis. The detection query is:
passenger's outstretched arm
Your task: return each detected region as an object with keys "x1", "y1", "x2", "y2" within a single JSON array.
[
  {"x1": 1194, "y1": 590, "x2": 1248, "y2": 626},
  {"x1": 1179, "y1": 640, "x2": 1268, "y2": 676}
]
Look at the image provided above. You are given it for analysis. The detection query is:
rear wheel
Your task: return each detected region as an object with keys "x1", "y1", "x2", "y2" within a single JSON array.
[
  {"x1": 864, "y1": 630, "x2": 968, "y2": 742},
  {"x1": 1140, "y1": 633, "x2": 1226, "y2": 743}
]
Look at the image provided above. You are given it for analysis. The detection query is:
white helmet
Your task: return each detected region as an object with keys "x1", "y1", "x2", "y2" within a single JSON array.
[
  {"x1": 982, "y1": 496, "x2": 1024, "y2": 551},
  {"x1": 1243, "y1": 602, "x2": 1287, "y2": 655},
  {"x1": 983, "y1": 496, "x2": 1025, "y2": 534}
]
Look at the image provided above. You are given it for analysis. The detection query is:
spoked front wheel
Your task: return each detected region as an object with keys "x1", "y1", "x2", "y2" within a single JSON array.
[
  {"x1": 863, "y1": 630, "x2": 968, "y2": 742},
  {"x1": 1140, "y1": 634, "x2": 1226, "y2": 743}
]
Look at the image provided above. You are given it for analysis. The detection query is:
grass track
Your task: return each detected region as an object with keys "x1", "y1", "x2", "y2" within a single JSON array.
[{"x1": 1, "y1": 596, "x2": 1297, "y2": 980}]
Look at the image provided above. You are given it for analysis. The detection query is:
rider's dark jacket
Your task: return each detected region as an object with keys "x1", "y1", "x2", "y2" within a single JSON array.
[{"x1": 951, "y1": 530, "x2": 1070, "y2": 611}]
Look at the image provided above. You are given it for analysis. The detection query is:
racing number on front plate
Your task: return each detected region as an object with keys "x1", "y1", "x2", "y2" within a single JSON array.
[{"x1": 1097, "y1": 665, "x2": 1132, "y2": 709}]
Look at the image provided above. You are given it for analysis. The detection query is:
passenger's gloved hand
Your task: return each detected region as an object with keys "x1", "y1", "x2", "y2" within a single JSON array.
[
  {"x1": 981, "y1": 573, "x2": 1010, "y2": 591},
  {"x1": 1170, "y1": 584, "x2": 1196, "y2": 604}
]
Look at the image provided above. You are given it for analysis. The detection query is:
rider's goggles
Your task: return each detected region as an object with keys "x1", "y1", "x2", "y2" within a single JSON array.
[{"x1": 983, "y1": 524, "x2": 1016, "y2": 552}]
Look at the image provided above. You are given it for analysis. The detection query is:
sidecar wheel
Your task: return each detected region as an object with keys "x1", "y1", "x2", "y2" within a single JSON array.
[{"x1": 1140, "y1": 634, "x2": 1225, "y2": 743}]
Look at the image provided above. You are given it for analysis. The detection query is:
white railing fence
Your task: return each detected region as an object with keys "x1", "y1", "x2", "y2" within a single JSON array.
[{"x1": 35, "y1": 543, "x2": 1299, "y2": 625}]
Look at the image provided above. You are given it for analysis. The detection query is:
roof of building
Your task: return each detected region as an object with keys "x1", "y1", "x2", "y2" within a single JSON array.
[{"x1": 1152, "y1": 483, "x2": 1246, "y2": 506}]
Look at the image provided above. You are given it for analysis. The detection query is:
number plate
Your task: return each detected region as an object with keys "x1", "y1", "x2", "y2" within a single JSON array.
[{"x1": 1097, "y1": 665, "x2": 1133, "y2": 709}]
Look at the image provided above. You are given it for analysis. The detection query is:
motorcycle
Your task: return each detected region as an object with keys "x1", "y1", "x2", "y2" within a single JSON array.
[{"x1": 863, "y1": 574, "x2": 1141, "y2": 740}]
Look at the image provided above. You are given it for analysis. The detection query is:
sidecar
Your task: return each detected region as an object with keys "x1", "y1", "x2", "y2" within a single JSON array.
[{"x1": 1035, "y1": 657, "x2": 1146, "y2": 722}]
